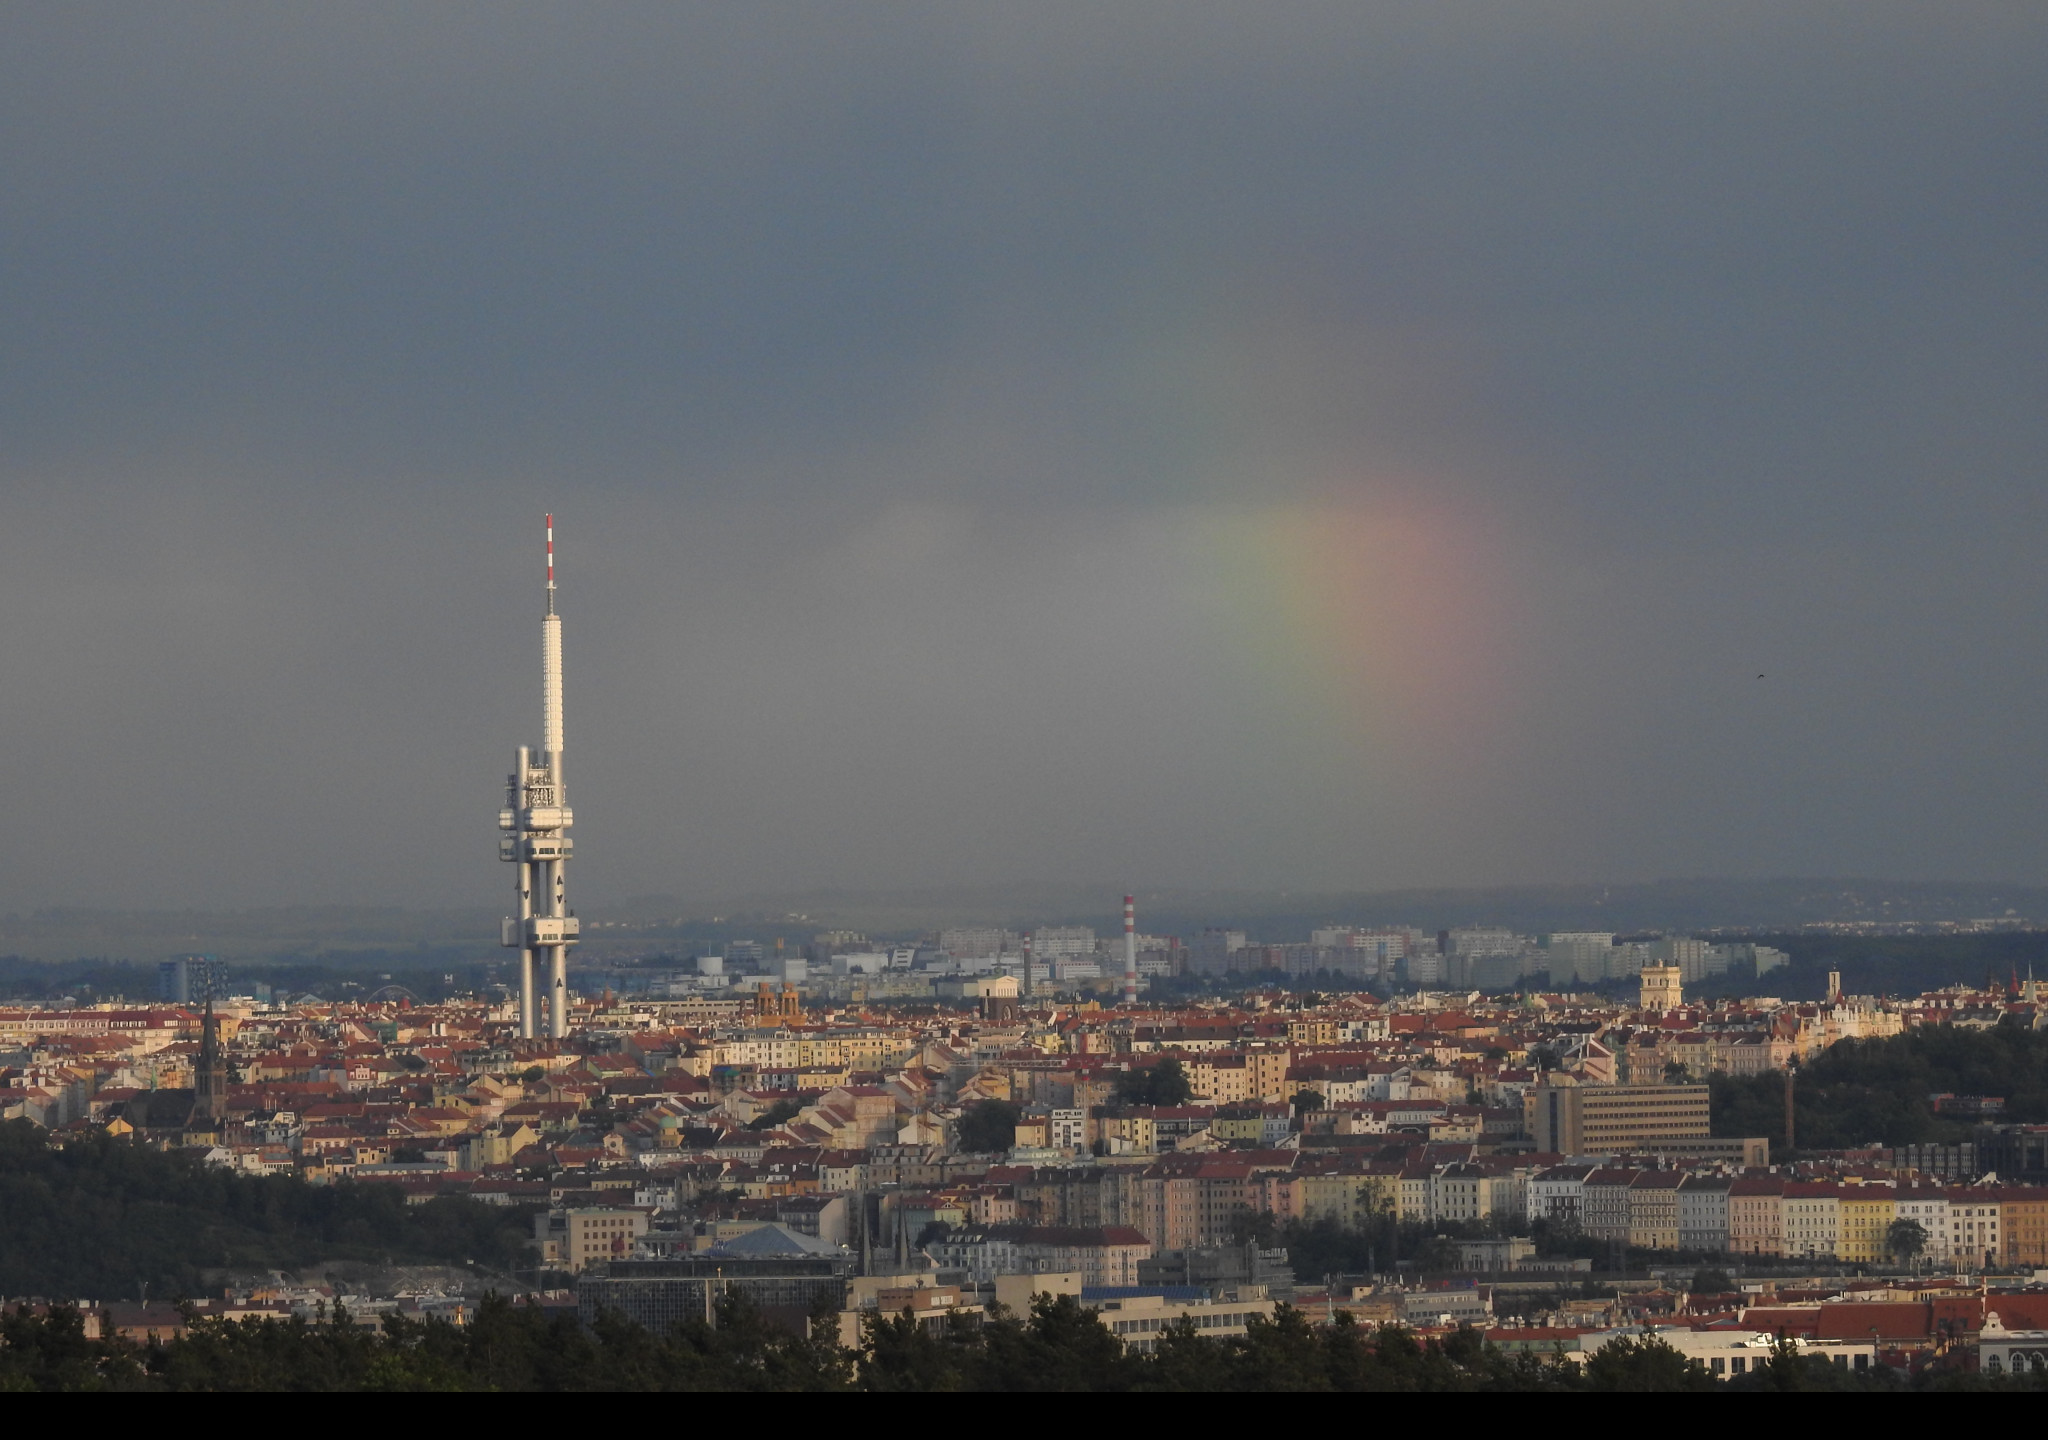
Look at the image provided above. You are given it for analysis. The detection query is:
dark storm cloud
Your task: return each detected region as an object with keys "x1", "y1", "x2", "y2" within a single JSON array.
[{"x1": 0, "y1": 4, "x2": 2044, "y2": 910}]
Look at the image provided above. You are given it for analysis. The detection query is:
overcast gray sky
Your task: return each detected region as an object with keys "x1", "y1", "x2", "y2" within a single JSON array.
[{"x1": 2, "y1": 3, "x2": 2044, "y2": 912}]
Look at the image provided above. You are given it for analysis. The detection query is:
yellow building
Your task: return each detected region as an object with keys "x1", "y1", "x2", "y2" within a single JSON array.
[
  {"x1": 1836, "y1": 1188, "x2": 1894, "y2": 1264},
  {"x1": 1208, "y1": 1110, "x2": 1267, "y2": 1144},
  {"x1": 1094, "y1": 1110, "x2": 1157, "y2": 1154},
  {"x1": 1244, "y1": 1046, "x2": 1294, "y2": 1103},
  {"x1": 2003, "y1": 1190, "x2": 2048, "y2": 1268},
  {"x1": 1291, "y1": 1171, "x2": 1378, "y2": 1229},
  {"x1": 534, "y1": 1207, "x2": 649, "y2": 1274},
  {"x1": 1359, "y1": 1166, "x2": 1402, "y2": 1223}
]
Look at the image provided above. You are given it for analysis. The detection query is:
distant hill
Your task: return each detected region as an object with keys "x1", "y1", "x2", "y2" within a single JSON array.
[
  {"x1": 614, "y1": 876, "x2": 2048, "y2": 942},
  {"x1": 0, "y1": 877, "x2": 2042, "y2": 974}
]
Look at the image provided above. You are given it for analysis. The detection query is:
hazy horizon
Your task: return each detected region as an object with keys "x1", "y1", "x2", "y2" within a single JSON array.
[{"x1": 5, "y1": 6, "x2": 2045, "y2": 911}]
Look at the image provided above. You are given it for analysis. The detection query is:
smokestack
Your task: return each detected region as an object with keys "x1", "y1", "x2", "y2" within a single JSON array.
[
  {"x1": 1023, "y1": 930, "x2": 1033, "y2": 1002},
  {"x1": 1783, "y1": 1063, "x2": 1797, "y2": 1157},
  {"x1": 1123, "y1": 894, "x2": 1138, "y2": 1005}
]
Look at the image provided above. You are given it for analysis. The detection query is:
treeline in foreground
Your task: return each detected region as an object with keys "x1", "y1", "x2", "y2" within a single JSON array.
[{"x1": 1, "y1": 1292, "x2": 2037, "y2": 1392}]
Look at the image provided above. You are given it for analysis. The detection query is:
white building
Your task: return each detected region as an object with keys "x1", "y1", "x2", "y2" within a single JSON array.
[
  {"x1": 831, "y1": 952, "x2": 892, "y2": 976},
  {"x1": 1953, "y1": 1193, "x2": 2001, "y2": 1268},
  {"x1": 1783, "y1": 1189, "x2": 1839, "y2": 1260},
  {"x1": 1650, "y1": 936, "x2": 1714, "y2": 984},
  {"x1": 1893, "y1": 1188, "x2": 1952, "y2": 1264},
  {"x1": 1431, "y1": 1164, "x2": 1526, "y2": 1225},
  {"x1": 1584, "y1": 1328, "x2": 1875, "y2": 1382},
  {"x1": 1547, "y1": 933, "x2": 1616, "y2": 985},
  {"x1": 1031, "y1": 927, "x2": 1096, "y2": 960},
  {"x1": 939, "y1": 927, "x2": 1017, "y2": 959},
  {"x1": 1978, "y1": 1312, "x2": 2048, "y2": 1376},
  {"x1": 1447, "y1": 927, "x2": 1521, "y2": 958},
  {"x1": 1528, "y1": 1164, "x2": 1596, "y2": 1225},
  {"x1": 1187, "y1": 929, "x2": 1249, "y2": 976},
  {"x1": 1677, "y1": 1176, "x2": 1731, "y2": 1253}
]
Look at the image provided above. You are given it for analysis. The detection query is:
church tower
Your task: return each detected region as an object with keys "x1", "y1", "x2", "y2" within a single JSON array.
[{"x1": 195, "y1": 996, "x2": 227, "y2": 1124}]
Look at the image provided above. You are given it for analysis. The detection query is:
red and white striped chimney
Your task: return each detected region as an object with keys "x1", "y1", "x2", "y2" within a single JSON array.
[{"x1": 1123, "y1": 894, "x2": 1138, "y2": 1004}]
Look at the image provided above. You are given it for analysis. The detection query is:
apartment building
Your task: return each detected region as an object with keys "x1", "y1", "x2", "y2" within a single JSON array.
[
  {"x1": 1997, "y1": 1188, "x2": 2048, "y2": 1268},
  {"x1": 1954, "y1": 1191, "x2": 2002, "y2": 1267},
  {"x1": 1894, "y1": 1186, "x2": 1951, "y2": 1264},
  {"x1": 1783, "y1": 1183, "x2": 1839, "y2": 1260},
  {"x1": 1527, "y1": 1079, "x2": 1711, "y2": 1156},
  {"x1": 534, "y1": 1207, "x2": 651, "y2": 1274},
  {"x1": 1728, "y1": 1177, "x2": 1784, "y2": 1256},
  {"x1": 1677, "y1": 1175, "x2": 1732, "y2": 1253},
  {"x1": 1094, "y1": 1292, "x2": 1278, "y2": 1353},
  {"x1": 1529, "y1": 1164, "x2": 1596, "y2": 1226},
  {"x1": 1627, "y1": 1172, "x2": 1684, "y2": 1251},
  {"x1": 1837, "y1": 1187, "x2": 1895, "y2": 1265},
  {"x1": 1581, "y1": 1169, "x2": 1641, "y2": 1243}
]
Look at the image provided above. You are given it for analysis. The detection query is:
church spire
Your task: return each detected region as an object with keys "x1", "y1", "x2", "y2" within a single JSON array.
[{"x1": 195, "y1": 995, "x2": 226, "y2": 1124}]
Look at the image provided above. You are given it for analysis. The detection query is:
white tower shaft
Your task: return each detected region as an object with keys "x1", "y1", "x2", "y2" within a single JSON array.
[{"x1": 502, "y1": 515, "x2": 580, "y2": 1040}]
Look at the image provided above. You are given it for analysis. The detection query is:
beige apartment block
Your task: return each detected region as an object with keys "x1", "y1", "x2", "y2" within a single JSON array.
[{"x1": 1529, "y1": 1079, "x2": 1709, "y2": 1155}]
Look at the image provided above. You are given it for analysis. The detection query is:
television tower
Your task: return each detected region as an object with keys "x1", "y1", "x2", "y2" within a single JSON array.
[{"x1": 500, "y1": 516, "x2": 580, "y2": 1038}]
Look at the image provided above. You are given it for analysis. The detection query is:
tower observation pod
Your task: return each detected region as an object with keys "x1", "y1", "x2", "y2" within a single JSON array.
[{"x1": 499, "y1": 516, "x2": 580, "y2": 1039}]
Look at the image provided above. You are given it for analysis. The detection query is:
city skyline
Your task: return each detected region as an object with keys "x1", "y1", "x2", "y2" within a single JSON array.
[{"x1": 10, "y1": 5, "x2": 2048, "y2": 1397}]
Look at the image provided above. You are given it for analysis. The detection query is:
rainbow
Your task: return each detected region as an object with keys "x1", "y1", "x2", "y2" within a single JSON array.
[{"x1": 1181, "y1": 487, "x2": 1513, "y2": 773}]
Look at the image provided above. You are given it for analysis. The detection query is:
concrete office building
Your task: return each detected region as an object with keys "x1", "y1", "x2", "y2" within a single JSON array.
[
  {"x1": 1547, "y1": 933, "x2": 1616, "y2": 985},
  {"x1": 1528, "y1": 1078, "x2": 1712, "y2": 1156}
]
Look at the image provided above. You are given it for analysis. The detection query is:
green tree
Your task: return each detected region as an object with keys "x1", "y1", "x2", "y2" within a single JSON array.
[
  {"x1": 1581, "y1": 1337, "x2": 1716, "y2": 1392},
  {"x1": 955, "y1": 1101, "x2": 1021, "y2": 1154},
  {"x1": 860, "y1": 1305, "x2": 971, "y2": 1391},
  {"x1": 1887, "y1": 1217, "x2": 1928, "y2": 1269},
  {"x1": 970, "y1": 1293, "x2": 1132, "y2": 1391},
  {"x1": 1117, "y1": 1058, "x2": 1193, "y2": 1108},
  {"x1": 746, "y1": 1098, "x2": 803, "y2": 1131},
  {"x1": 0, "y1": 1305, "x2": 148, "y2": 1391},
  {"x1": 1724, "y1": 1333, "x2": 1891, "y2": 1391}
]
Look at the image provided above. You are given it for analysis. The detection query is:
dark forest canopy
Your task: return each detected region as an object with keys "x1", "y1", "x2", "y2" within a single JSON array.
[
  {"x1": 1710, "y1": 1021, "x2": 2048, "y2": 1150},
  {"x1": 0, "y1": 1121, "x2": 532, "y2": 1300}
]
